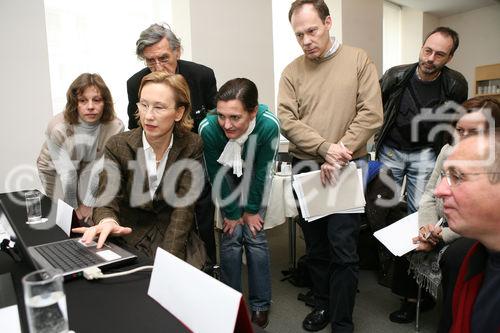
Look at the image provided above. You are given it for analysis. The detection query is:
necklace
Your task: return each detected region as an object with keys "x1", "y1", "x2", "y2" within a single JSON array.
[{"x1": 416, "y1": 67, "x2": 441, "y2": 82}]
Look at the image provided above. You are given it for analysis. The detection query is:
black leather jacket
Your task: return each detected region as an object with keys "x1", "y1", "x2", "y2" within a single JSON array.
[{"x1": 375, "y1": 63, "x2": 468, "y2": 156}]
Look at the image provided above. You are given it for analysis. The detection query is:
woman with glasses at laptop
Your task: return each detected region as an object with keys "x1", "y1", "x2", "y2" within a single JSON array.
[
  {"x1": 198, "y1": 78, "x2": 279, "y2": 328},
  {"x1": 37, "y1": 73, "x2": 124, "y2": 223},
  {"x1": 409, "y1": 96, "x2": 500, "y2": 332},
  {"x1": 73, "y1": 72, "x2": 205, "y2": 268}
]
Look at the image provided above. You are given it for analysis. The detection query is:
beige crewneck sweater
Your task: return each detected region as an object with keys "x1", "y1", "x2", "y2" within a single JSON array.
[{"x1": 278, "y1": 44, "x2": 383, "y2": 161}]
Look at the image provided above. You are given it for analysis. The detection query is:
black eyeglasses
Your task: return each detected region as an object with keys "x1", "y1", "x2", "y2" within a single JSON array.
[{"x1": 439, "y1": 169, "x2": 500, "y2": 187}]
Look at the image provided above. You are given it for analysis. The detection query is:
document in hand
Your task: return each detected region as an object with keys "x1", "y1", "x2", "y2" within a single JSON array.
[
  {"x1": 373, "y1": 212, "x2": 419, "y2": 257},
  {"x1": 292, "y1": 162, "x2": 365, "y2": 222},
  {"x1": 148, "y1": 248, "x2": 253, "y2": 333}
]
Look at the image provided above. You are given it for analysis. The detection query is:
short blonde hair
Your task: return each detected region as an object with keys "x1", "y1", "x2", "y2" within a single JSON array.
[{"x1": 137, "y1": 72, "x2": 193, "y2": 134}]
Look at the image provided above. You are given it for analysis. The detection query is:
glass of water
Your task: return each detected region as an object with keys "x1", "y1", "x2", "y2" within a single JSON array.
[
  {"x1": 25, "y1": 191, "x2": 42, "y2": 223},
  {"x1": 22, "y1": 269, "x2": 68, "y2": 333}
]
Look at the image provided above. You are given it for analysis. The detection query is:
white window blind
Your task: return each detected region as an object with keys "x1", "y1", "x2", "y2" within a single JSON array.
[
  {"x1": 383, "y1": 1, "x2": 402, "y2": 74},
  {"x1": 44, "y1": 0, "x2": 172, "y2": 126}
]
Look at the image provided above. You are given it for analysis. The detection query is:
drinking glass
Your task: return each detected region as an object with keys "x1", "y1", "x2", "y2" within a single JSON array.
[
  {"x1": 25, "y1": 191, "x2": 42, "y2": 223},
  {"x1": 22, "y1": 269, "x2": 68, "y2": 333}
]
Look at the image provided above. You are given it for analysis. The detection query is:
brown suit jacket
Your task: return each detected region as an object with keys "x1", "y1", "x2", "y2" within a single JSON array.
[{"x1": 93, "y1": 127, "x2": 204, "y2": 262}]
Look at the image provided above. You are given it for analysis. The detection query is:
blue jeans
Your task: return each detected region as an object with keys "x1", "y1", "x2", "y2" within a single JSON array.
[
  {"x1": 378, "y1": 145, "x2": 436, "y2": 213},
  {"x1": 220, "y1": 223, "x2": 271, "y2": 311}
]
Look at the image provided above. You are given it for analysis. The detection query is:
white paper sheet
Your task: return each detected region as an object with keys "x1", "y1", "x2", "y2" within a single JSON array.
[
  {"x1": 56, "y1": 199, "x2": 73, "y2": 236},
  {"x1": 148, "y1": 248, "x2": 243, "y2": 333},
  {"x1": 373, "y1": 212, "x2": 419, "y2": 256},
  {"x1": 0, "y1": 305, "x2": 21, "y2": 333}
]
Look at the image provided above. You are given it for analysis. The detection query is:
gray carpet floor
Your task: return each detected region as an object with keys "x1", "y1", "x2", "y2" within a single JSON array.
[{"x1": 233, "y1": 222, "x2": 440, "y2": 333}]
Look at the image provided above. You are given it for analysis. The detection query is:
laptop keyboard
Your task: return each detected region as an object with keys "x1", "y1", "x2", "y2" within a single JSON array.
[{"x1": 34, "y1": 239, "x2": 105, "y2": 272}]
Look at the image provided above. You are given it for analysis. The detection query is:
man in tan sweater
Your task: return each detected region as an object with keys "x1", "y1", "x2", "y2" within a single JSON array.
[{"x1": 278, "y1": 1, "x2": 383, "y2": 331}]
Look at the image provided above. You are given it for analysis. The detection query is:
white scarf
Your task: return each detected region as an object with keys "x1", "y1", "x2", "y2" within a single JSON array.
[{"x1": 217, "y1": 118, "x2": 256, "y2": 177}]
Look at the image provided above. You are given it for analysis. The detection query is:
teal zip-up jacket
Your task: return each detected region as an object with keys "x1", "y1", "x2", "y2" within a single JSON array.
[{"x1": 199, "y1": 104, "x2": 280, "y2": 220}]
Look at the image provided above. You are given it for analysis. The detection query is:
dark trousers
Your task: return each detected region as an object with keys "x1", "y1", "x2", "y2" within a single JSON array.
[
  {"x1": 437, "y1": 237, "x2": 475, "y2": 333},
  {"x1": 293, "y1": 158, "x2": 362, "y2": 332},
  {"x1": 195, "y1": 179, "x2": 216, "y2": 264},
  {"x1": 298, "y1": 214, "x2": 360, "y2": 332}
]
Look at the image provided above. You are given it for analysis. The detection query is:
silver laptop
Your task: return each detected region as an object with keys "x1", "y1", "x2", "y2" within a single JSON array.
[
  {"x1": 27, "y1": 238, "x2": 137, "y2": 278},
  {"x1": 0, "y1": 192, "x2": 137, "y2": 279}
]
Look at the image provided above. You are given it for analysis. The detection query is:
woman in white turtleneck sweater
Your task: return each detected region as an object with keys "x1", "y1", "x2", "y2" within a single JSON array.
[{"x1": 37, "y1": 73, "x2": 123, "y2": 222}]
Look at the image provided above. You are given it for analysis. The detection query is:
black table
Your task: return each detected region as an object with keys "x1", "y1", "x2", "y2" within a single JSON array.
[
  {"x1": 0, "y1": 191, "x2": 190, "y2": 333},
  {"x1": 0, "y1": 191, "x2": 266, "y2": 333}
]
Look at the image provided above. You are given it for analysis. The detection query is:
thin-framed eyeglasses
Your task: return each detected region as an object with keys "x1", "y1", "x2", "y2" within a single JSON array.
[
  {"x1": 439, "y1": 169, "x2": 500, "y2": 187},
  {"x1": 136, "y1": 102, "x2": 175, "y2": 115}
]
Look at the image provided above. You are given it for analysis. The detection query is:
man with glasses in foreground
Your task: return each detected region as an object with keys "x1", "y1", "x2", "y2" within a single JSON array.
[
  {"x1": 411, "y1": 96, "x2": 500, "y2": 332},
  {"x1": 431, "y1": 131, "x2": 500, "y2": 332},
  {"x1": 126, "y1": 23, "x2": 218, "y2": 265}
]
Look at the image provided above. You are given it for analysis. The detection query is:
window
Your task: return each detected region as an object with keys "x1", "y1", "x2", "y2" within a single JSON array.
[
  {"x1": 44, "y1": 0, "x2": 172, "y2": 125},
  {"x1": 383, "y1": 1, "x2": 402, "y2": 74}
]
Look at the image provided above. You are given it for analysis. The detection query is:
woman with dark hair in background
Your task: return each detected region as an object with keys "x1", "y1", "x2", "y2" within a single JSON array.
[
  {"x1": 37, "y1": 73, "x2": 124, "y2": 222},
  {"x1": 199, "y1": 78, "x2": 280, "y2": 328}
]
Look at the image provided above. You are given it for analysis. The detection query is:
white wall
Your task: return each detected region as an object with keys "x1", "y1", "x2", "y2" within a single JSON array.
[
  {"x1": 271, "y1": 0, "x2": 303, "y2": 110},
  {"x1": 326, "y1": 0, "x2": 343, "y2": 43},
  {"x1": 422, "y1": 12, "x2": 439, "y2": 39},
  {"x1": 0, "y1": 0, "x2": 52, "y2": 193},
  {"x1": 189, "y1": 0, "x2": 275, "y2": 112},
  {"x1": 401, "y1": 7, "x2": 423, "y2": 64},
  {"x1": 342, "y1": 0, "x2": 383, "y2": 75},
  {"x1": 439, "y1": 4, "x2": 500, "y2": 96},
  {"x1": 171, "y1": 0, "x2": 192, "y2": 61}
]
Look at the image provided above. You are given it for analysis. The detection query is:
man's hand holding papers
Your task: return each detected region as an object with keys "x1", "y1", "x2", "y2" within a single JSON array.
[
  {"x1": 324, "y1": 142, "x2": 353, "y2": 167},
  {"x1": 320, "y1": 162, "x2": 341, "y2": 186},
  {"x1": 293, "y1": 162, "x2": 365, "y2": 222}
]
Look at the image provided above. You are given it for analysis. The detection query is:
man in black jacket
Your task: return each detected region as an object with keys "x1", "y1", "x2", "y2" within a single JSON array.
[
  {"x1": 127, "y1": 23, "x2": 217, "y2": 133},
  {"x1": 375, "y1": 26, "x2": 468, "y2": 324},
  {"x1": 127, "y1": 23, "x2": 217, "y2": 264},
  {"x1": 376, "y1": 27, "x2": 467, "y2": 214}
]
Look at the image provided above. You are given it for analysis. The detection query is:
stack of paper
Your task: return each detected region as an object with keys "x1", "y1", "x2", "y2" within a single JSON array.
[{"x1": 292, "y1": 163, "x2": 365, "y2": 222}]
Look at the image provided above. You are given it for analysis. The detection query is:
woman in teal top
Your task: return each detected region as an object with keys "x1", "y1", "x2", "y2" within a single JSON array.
[{"x1": 199, "y1": 78, "x2": 279, "y2": 328}]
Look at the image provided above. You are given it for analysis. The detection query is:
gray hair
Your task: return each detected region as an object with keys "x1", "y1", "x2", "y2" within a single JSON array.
[{"x1": 135, "y1": 23, "x2": 182, "y2": 59}]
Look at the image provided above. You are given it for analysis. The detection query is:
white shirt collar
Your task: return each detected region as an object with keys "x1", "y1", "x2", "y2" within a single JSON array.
[
  {"x1": 141, "y1": 131, "x2": 174, "y2": 199},
  {"x1": 323, "y1": 36, "x2": 341, "y2": 58}
]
